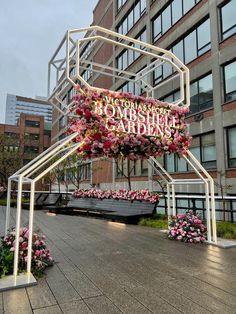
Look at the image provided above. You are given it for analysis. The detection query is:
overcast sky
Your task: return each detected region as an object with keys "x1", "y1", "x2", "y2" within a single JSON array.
[{"x1": 0, "y1": 0, "x2": 97, "y2": 123}]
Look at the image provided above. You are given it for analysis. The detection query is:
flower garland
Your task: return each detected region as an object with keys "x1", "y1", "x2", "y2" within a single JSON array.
[
  {"x1": 72, "y1": 188, "x2": 160, "y2": 204},
  {"x1": 168, "y1": 210, "x2": 207, "y2": 243},
  {"x1": 67, "y1": 86, "x2": 191, "y2": 160}
]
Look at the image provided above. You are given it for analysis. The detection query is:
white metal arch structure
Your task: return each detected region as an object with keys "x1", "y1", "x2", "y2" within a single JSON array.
[
  {"x1": 148, "y1": 152, "x2": 217, "y2": 244},
  {"x1": 1, "y1": 133, "x2": 83, "y2": 291},
  {"x1": 1, "y1": 26, "x2": 217, "y2": 292},
  {"x1": 47, "y1": 25, "x2": 190, "y2": 127}
]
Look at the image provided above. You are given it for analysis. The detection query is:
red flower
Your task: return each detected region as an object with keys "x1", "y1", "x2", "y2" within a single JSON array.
[
  {"x1": 76, "y1": 108, "x2": 83, "y2": 115},
  {"x1": 85, "y1": 110, "x2": 92, "y2": 120},
  {"x1": 169, "y1": 144, "x2": 177, "y2": 152},
  {"x1": 83, "y1": 144, "x2": 92, "y2": 151},
  {"x1": 103, "y1": 141, "x2": 112, "y2": 149},
  {"x1": 94, "y1": 133, "x2": 101, "y2": 141}
]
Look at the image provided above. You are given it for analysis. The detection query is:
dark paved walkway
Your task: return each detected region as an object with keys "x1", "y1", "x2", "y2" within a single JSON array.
[{"x1": 0, "y1": 206, "x2": 236, "y2": 314}]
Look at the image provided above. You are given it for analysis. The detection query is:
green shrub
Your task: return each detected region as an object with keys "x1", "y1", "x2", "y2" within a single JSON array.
[
  {"x1": 216, "y1": 221, "x2": 236, "y2": 239},
  {"x1": 0, "y1": 198, "x2": 29, "y2": 206},
  {"x1": 139, "y1": 217, "x2": 168, "y2": 229}
]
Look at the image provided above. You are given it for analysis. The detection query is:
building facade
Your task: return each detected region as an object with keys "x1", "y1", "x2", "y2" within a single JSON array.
[
  {"x1": 0, "y1": 114, "x2": 51, "y2": 189},
  {"x1": 51, "y1": 0, "x2": 236, "y2": 196},
  {"x1": 5, "y1": 94, "x2": 52, "y2": 126}
]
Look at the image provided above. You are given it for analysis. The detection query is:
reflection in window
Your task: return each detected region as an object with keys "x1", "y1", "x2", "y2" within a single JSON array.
[
  {"x1": 117, "y1": 29, "x2": 146, "y2": 71},
  {"x1": 25, "y1": 120, "x2": 40, "y2": 128},
  {"x1": 227, "y1": 126, "x2": 236, "y2": 167},
  {"x1": 165, "y1": 133, "x2": 216, "y2": 173},
  {"x1": 220, "y1": 0, "x2": 236, "y2": 40},
  {"x1": 117, "y1": 0, "x2": 146, "y2": 35},
  {"x1": 153, "y1": 19, "x2": 211, "y2": 85},
  {"x1": 190, "y1": 133, "x2": 216, "y2": 170},
  {"x1": 223, "y1": 60, "x2": 236, "y2": 102},
  {"x1": 152, "y1": 0, "x2": 201, "y2": 41},
  {"x1": 117, "y1": 0, "x2": 128, "y2": 11},
  {"x1": 189, "y1": 73, "x2": 213, "y2": 114}
]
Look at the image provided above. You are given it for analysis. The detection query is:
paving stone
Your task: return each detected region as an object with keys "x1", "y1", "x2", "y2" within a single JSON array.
[
  {"x1": 46, "y1": 265, "x2": 81, "y2": 304},
  {"x1": 3, "y1": 288, "x2": 33, "y2": 314},
  {"x1": 167, "y1": 278, "x2": 235, "y2": 314},
  {"x1": 0, "y1": 293, "x2": 2, "y2": 310},
  {"x1": 60, "y1": 300, "x2": 92, "y2": 314},
  {"x1": 57, "y1": 262, "x2": 102, "y2": 299},
  {"x1": 27, "y1": 278, "x2": 57, "y2": 309},
  {"x1": 84, "y1": 295, "x2": 122, "y2": 314},
  {"x1": 106, "y1": 289, "x2": 153, "y2": 314},
  {"x1": 33, "y1": 305, "x2": 63, "y2": 314},
  {"x1": 1, "y1": 208, "x2": 236, "y2": 314}
]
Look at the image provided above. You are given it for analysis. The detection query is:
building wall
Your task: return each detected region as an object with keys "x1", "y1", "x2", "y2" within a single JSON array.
[
  {"x1": 0, "y1": 113, "x2": 51, "y2": 189},
  {"x1": 5, "y1": 94, "x2": 52, "y2": 126},
  {"x1": 51, "y1": 0, "x2": 236, "y2": 195}
]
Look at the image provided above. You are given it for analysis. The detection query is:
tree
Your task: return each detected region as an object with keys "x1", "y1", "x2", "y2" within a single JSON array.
[
  {"x1": 115, "y1": 157, "x2": 136, "y2": 190},
  {"x1": 0, "y1": 134, "x2": 24, "y2": 187}
]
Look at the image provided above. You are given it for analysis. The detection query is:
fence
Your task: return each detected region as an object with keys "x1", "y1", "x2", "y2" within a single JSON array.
[
  {"x1": 2, "y1": 190, "x2": 236, "y2": 223},
  {"x1": 156, "y1": 194, "x2": 236, "y2": 222}
]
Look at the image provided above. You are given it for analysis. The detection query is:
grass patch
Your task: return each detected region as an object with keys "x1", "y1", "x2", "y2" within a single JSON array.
[
  {"x1": 217, "y1": 221, "x2": 236, "y2": 239},
  {"x1": 0, "y1": 198, "x2": 29, "y2": 206},
  {"x1": 139, "y1": 215, "x2": 236, "y2": 241},
  {"x1": 139, "y1": 214, "x2": 168, "y2": 229}
]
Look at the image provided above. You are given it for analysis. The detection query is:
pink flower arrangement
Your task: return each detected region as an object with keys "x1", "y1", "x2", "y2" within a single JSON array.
[
  {"x1": 168, "y1": 210, "x2": 207, "y2": 243},
  {"x1": 72, "y1": 188, "x2": 160, "y2": 204},
  {"x1": 1, "y1": 227, "x2": 54, "y2": 277},
  {"x1": 67, "y1": 85, "x2": 191, "y2": 160}
]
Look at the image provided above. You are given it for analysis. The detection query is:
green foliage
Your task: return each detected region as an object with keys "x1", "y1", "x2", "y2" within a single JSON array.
[
  {"x1": 0, "y1": 245, "x2": 14, "y2": 278},
  {"x1": 139, "y1": 216, "x2": 168, "y2": 229},
  {"x1": 0, "y1": 198, "x2": 29, "y2": 206},
  {"x1": 217, "y1": 221, "x2": 236, "y2": 239}
]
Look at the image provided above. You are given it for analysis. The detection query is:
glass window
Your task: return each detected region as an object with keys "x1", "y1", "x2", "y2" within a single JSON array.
[
  {"x1": 224, "y1": 60, "x2": 236, "y2": 102},
  {"x1": 134, "y1": 2, "x2": 140, "y2": 23},
  {"x1": 197, "y1": 19, "x2": 211, "y2": 55},
  {"x1": 201, "y1": 133, "x2": 216, "y2": 169},
  {"x1": 153, "y1": 16, "x2": 161, "y2": 40},
  {"x1": 172, "y1": 0, "x2": 183, "y2": 24},
  {"x1": 184, "y1": 31, "x2": 197, "y2": 64},
  {"x1": 227, "y1": 126, "x2": 236, "y2": 167},
  {"x1": 176, "y1": 157, "x2": 188, "y2": 172},
  {"x1": 128, "y1": 11, "x2": 134, "y2": 31},
  {"x1": 172, "y1": 40, "x2": 184, "y2": 62},
  {"x1": 116, "y1": 28, "x2": 146, "y2": 71},
  {"x1": 183, "y1": 0, "x2": 195, "y2": 14},
  {"x1": 140, "y1": 0, "x2": 146, "y2": 13},
  {"x1": 190, "y1": 134, "x2": 216, "y2": 169},
  {"x1": 162, "y1": 6, "x2": 171, "y2": 34},
  {"x1": 166, "y1": 154, "x2": 175, "y2": 172},
  {"x1": 25, "y1": 120, "x2": 40, "y2": 128},
  {"x1": 117, "y1": 0, "x2": 146, "y2": 35},
  {"x1": 24, "y1": 146, "x2": 39, "y2": 154},
  {"x1": 198, "y1": 74, "x2": 213, "y2": 110},
  {"x1": 221, "y1": 0, "x2": 236, "y2": 40},
  {"x1": 152, "y1": 0, "x2": 200, "y2": 42},
  {"x1": 189, "y1": 74, "x2": 213, "y2": 114}
]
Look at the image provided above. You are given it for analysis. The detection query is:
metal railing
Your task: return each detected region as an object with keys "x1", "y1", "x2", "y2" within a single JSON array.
[{"x1": 156, "y1": 194, "x2": 236, "y2": 222}]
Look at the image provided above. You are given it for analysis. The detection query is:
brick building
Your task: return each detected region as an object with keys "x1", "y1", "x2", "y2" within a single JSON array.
[
  {"x1": 0, "y1": 113, "x2": 51, "y2": 188},
  {"x1": 51, "y1": 0, "x2": 236, "y2": 194}
]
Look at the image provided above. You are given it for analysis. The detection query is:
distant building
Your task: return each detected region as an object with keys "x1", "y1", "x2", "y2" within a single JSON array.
[
  {"x1": 5, "y1": 94, "x2": 52, "y2": 126},
  {"x1": 0, "y1": 113, "x2": 51, "y2": 188}
]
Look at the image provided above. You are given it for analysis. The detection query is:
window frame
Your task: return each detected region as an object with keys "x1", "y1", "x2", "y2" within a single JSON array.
[
  {"x1": 226, "y1": 126, "x2": 236, "y2": 168},
  {"x1": 219, "y1": 0, "x2": 236, "y2": 41},
  {"x1": 222, "y1": 59, "x2": 236, "y2": 103},
  {"x1": 152, "y1": 0, "x2": 201, "y2": 43}
]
